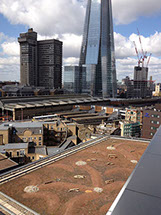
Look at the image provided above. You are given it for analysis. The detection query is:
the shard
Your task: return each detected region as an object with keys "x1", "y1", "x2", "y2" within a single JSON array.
[{"x1": 79, "y1": 0, "x2": 117, "y2": 98}]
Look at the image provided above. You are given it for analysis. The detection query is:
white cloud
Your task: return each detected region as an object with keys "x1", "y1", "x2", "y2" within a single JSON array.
[
  {"x1": 0, "y1": 0, "x2": 161, "y2": 38},
  {"x1": 115, "y1": 32, "x2": 161, "y2": 59},
  {"x1": 1, "y1": 41, "x2": 19, "y2": 56},
  {"x1": 112, "y1": 0, "x2": 161, "y2": 25},
  {"x1": 0, "y1": 0, "x2": 85, "y2": 36},
  {"x1": 0, "y1": 56, "x2": 19, "y2": 65},
  {"x1": 0, "y1": 56, "x2": 20, "y2": 81},
  {"x1": 0, "y1": 32, "x2": 8, "y2": 42},
  {"x1": 64, "y1": 57, "x2": 79, "y2": 65}
]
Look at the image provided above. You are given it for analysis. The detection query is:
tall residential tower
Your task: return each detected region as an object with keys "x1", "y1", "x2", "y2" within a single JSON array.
[
  {"x1": 18, "y1": 28, "x2": 62, "y2": 89},
  {"x1": 79, "y1": 0, "x2": 117, "y2": 97}
]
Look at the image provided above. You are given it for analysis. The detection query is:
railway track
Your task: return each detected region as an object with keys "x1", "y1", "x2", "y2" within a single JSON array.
[{"x1": 0, "y1": 135, "x2": 109, "y2": 185}]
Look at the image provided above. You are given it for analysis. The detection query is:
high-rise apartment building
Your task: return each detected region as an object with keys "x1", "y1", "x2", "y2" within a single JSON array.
[
  {"x1": 18, "y1": 28, "x2": 38, "y2": 86},
  {"x1": 38, "y1": 40, "x2": 62, "y2": 89},
  {"x1": 79, "y1": 0, "x2": 117, "y2": 97},
  {"x1": 18, "y1": 29, "x2": 62, "y2": 89}
]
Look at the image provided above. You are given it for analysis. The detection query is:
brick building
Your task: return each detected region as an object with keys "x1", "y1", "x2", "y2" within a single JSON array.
[
  {"x1": 0, "y1": 121, "x2": 77, "y2": 146},
  {"x1": 142, "y1": 107, "x2": 161, "y2": 139}
]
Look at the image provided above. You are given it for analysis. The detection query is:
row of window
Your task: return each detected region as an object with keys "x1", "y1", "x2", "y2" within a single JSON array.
[
  {"x1": 151, "y1": 127, "x2": 158, "y2": 130},
  {"x1": 50, "y1": 126, "x2": 66, "y2": 131},
  {"x1": 151, "y1": 114, "x2": 160, "y2": 118},
  {"x1": 22, "y1": 137, "x2": 42, "y2": 142},
  {"x1": 17, "y1": 150, "x2": 25, "y2": 156},
  {"x1": 151, "y1": 121, "x2": 160, "y2": 125}
]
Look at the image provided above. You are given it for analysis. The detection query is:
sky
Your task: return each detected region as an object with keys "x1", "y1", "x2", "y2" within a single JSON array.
[{"x1": 0, "y1": 0, "x2": 161, "y2": 82}]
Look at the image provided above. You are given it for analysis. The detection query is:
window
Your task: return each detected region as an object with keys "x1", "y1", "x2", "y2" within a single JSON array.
[
  {"x1": 157, "y1": 121, "x2": 160, "y2": 125},
  {"x1": 51, "y1": 126, "x2": 53, "y2": 130},
  {"x1": 39, "y1": 142, "x2": 41, "y2": 145},
  {"x1": 150, "y1": 133, "x2": 154, "y2": 136},
  {"x1": 20, "y1": 150, "x2": 25, "y2": 156},
  {"x1": 151, "y1": 127, "x2": 153, "y2": 130},
  {"x1": 34, "y1": 137, "x2": 37, "y2": 140},
  {"x1": 22, "y1": 138, "x2": 26, "y2": 142},
  {"x1": 17, "y1": 151, "x2": 19, "y2": 156},
  {"x1": 151, "y1": 121, "x2": 154, "y2": 123},
  {"x1": 28, "y1": 137, "x2": 32, "y2": 142},
  {"x1": 157, "y1": 115, "x2": 160, "y2": 118},
  {"x1": 39, "y1": 137, "x2": 42, "y2": 141},
  {"x1": 32, "y1": 156, "x2": 35, "y2": 160},
  {"x1": 152, "y1": 115, "x2": 154, "y2": 117}
]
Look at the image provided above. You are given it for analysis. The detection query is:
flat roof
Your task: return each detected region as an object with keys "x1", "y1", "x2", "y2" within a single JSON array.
[
  {"x1": 0, "y1": 138, "x2": 148, "y2": 215},
  {"x1": 72, "y1": 115, "x2": 109, "y2": 121},
  {"x1": 0, "y1": 122, "x2": 43, "y2": 130},
  {"x1": 57, "y1": 111, "x2": 87, "y2": 116},
  {"x1": 0, "y1": 96, "x2": 93, "y2": 110},
  {"x1": 64, "y1": 113, "x2": 98, "y2": 119},
  {"x1": 4, "y1": 143, "x2": 28, "y2": 150}
]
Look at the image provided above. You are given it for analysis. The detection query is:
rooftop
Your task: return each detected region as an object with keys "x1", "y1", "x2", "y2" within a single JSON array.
[
  {"x1": 0, "y1": 137, "x2": 148, "y2": 215},
  {"x1": 4, "y1": 143, "x2": 28, "y2": 150},
  {"x1": 0, "y1": 154, "x2": 17, "y2": 171},
  {"x1": 0, "y1": 122, "x2": 43, "y2": 130}
]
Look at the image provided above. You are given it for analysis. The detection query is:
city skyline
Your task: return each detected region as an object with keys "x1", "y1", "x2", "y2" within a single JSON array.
[{"x1": 0, "y1": 0, "x2": 161, "y2": 82}]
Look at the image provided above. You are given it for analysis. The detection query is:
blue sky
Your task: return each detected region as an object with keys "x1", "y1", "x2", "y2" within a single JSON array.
[
  {"x1": 115, "y1": 15, "x2": 161, "y2": 38},
  {"x1": 0, "y1": 0, "x2": 161, "y2": 82},
  {"x1": 0, "y1": 14, "x2": 27, "y2": 38}
]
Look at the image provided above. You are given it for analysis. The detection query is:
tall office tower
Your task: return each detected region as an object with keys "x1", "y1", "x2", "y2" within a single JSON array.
[
  {"x1": 38, "y1": 40, "x2": 62, "y2": 89},
  {"x1": 79, "y1": 0, "x2": 117, "y2": 97},
  {"x1": 18, "y1": 28, "x2": 38, "y2": 86},
  {"x1": 18, "y1": 29, "x2": 62, "y2": 89}
]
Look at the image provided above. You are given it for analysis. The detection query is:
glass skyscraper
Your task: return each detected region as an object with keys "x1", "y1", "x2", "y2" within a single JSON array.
[{"x1": 79, "y1": 0, "x2": 117, "y2": 98}]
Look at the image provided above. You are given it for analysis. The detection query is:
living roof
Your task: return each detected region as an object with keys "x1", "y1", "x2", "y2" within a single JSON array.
[{"x1": 0, "y1": 137, "x2": 148, "y2": 215}]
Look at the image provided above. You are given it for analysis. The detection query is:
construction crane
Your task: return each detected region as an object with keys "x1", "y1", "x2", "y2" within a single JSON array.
[
  {"x1": 133, "y1": 41, "x2": 141, "y2": 66},
  {"x1": 146, "y1": 53, "x2": 152, "y2": 67},
  {"x1": 133, "y1": 29, "x2": 152, "y2": 68}
]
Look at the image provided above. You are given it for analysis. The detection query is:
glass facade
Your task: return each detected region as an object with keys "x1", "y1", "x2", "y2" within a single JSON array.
[
  {"x1": 64, "y1": 66, "x2": 81, "y2": 94},
  {"x1": 79, "y1": 0, "x2": 117, "y2": 98}
]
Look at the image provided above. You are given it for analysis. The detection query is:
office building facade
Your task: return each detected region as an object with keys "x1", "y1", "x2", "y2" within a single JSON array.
[
  {"x1": 18, "y1": 29, "x2": 62, "y2": 89},
  {"x1": 79, "y1": 0, "x2": 117, "y2": 97},
  {"x1": 64, "y1": 66, "x2": 81, "y2": 94}
]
